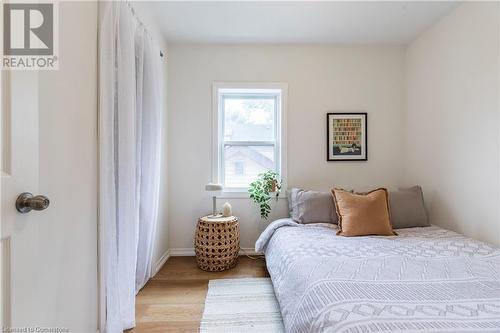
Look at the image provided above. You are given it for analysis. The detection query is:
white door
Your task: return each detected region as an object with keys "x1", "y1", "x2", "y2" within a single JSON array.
[
  {"x1": 1, "y1": 70, "x2": 47, "y2": 326},
  {"x1": 0, "y1": 2, "x2": 99, "y2": 331}
]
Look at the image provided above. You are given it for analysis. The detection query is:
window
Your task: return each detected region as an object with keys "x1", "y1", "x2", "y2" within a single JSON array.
[
  {"x1": 213, "y1": 83, "x2": 286, "y2": 191},
  {"x1": 234, "y1": 161, "x2": 245, "y2": 176}
]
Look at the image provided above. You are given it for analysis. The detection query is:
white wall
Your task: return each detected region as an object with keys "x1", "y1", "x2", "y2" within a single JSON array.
[
  {"x1": 404, "y1": 2, "x2": 500, "y2": 245},
  {"x1": 38, "y1": 2, "x2": 98, "y2": 331},
  {"x1": 130, "y1": 2, "x2": 170, "y2": 271},
  {"x1": 167, "y1": 44, "x2": 405, "y2": 249}
]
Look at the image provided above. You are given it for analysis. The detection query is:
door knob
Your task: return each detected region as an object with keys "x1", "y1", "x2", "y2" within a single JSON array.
[{"x1": 16, "y1": 192, "x2": 50, "y2": 213}]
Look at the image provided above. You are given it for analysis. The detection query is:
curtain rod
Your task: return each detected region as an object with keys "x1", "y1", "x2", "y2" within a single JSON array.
[{"x1": 126, "y1": 1, "x2": 165, "y2": 59}]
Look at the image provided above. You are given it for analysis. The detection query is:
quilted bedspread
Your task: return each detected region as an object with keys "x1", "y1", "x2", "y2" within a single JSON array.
[{"x1": 255, "y1": 219, "x2": 500, "y2": 333}]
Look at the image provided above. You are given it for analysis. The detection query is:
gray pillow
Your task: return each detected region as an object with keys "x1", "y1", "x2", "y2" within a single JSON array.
[
  {"x1": 389, "y1": 186, "x2": 429, "y2": 229},
  {"x1": 287, "y1": 189, "x2": 294, "y2": 217},
  {"x1": 289, "y1": 188, "x2": 337, "y2": 224}
]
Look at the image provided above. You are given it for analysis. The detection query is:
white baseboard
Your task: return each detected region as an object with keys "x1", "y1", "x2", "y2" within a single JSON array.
[
  {"x1": 238, "y1": 248, "x2": 261, "y2": 256},
  {"x1": 151, "y1": 247, "x2": 262, "y2": 275},
  {"x1": 169, "y1": 247, "x2": 261, "y2": 257},
  {"x1": 152, "y1": 249, "x2": 170, "y2": 276},
  {"x1": 168, "y1": 248, "x2": 195, "y2": 256}
]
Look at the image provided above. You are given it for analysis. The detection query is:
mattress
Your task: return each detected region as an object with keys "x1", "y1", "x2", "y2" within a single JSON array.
[{"x1": 255, "y1": 218, "x2": 500, "y2": 333}]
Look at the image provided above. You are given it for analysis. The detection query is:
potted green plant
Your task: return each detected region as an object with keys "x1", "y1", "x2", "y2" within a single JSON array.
[{"x1": 248, "y1": 170, "x2": 282, "y2": 220}]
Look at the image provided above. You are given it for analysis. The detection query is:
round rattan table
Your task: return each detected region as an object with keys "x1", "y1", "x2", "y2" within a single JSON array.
[{"x1": 195, "y1": 215, "x2": 240, "y2": 271}]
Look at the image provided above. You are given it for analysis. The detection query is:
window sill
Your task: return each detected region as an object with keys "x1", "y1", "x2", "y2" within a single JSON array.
[{"x1": 218, "y1": 190, "x2": 288, "y2": 199}]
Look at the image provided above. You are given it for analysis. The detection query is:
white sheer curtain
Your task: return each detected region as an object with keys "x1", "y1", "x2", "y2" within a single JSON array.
[
  {"x1": 99, "y1": 2, "x2": 162, "y2": 332},
  {"x1": 135, "y1": 21, "x2": 162, "y2": 293}
]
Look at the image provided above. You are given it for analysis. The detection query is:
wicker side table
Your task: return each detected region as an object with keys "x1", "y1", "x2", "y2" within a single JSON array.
[{"x1": 195, "y1": 215, "x2": 240, "y2": 271}]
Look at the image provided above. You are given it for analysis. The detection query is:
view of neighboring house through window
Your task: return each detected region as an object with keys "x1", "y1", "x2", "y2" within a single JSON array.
[
  {"x1": 234, "y1": 160, "x2": 245, "y2": 176},
  {"x1": 214, "y1": 84, "x2": 285, "y2": 190}
]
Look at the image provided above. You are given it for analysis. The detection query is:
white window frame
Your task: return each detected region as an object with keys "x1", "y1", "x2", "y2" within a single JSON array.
[{"x1": 212, "y1": 82, "x2": 287, "y2": 196}]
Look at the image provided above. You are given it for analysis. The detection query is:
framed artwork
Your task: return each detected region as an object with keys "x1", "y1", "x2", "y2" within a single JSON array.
[{"x1": 327, "y1": 112, "x2": 367, "y2": 161}]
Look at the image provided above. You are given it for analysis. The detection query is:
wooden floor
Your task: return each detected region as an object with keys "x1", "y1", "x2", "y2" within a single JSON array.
[{"x1": 129, "y1": 256, "x2": 269, "y2": 333}]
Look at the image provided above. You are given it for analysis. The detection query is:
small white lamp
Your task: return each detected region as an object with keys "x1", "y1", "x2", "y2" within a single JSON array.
[{"x1": 205, "y1": 183, "x2": 223, "y2": 218}]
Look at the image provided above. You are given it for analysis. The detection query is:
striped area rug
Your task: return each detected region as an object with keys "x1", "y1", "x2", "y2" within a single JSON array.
[{"x1": 200, "y1": 278, "x2": 285, "y2": 333}]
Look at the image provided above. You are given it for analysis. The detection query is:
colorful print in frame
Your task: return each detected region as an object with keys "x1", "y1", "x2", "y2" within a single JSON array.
[{"x1": 327, "y1": 113, "x2": 367, "y2": 161}]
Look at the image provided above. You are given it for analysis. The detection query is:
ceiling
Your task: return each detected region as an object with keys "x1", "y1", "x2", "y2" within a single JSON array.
[{"x1": 138, "y1": 1, "x2": 459, "y2": 45}]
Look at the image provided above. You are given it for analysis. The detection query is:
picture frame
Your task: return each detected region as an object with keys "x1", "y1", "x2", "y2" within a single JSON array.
[{"x1": 327, "y1": 112, "x2": 367, "y2": 161}]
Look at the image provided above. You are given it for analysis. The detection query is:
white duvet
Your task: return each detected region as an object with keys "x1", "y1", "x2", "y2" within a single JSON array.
[{"x1": 256, "y1": 219, "x2": 500, "y2": 333}]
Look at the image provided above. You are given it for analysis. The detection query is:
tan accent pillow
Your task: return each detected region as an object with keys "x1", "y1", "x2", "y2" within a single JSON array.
[{"x1": 331, "y1": 188, "x2": 396, "y2": 237}]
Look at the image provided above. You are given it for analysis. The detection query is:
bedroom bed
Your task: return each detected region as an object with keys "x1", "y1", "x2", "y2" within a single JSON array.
[{"x1": 255, "y1": 218, "x2": 500, "y2": 333}]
